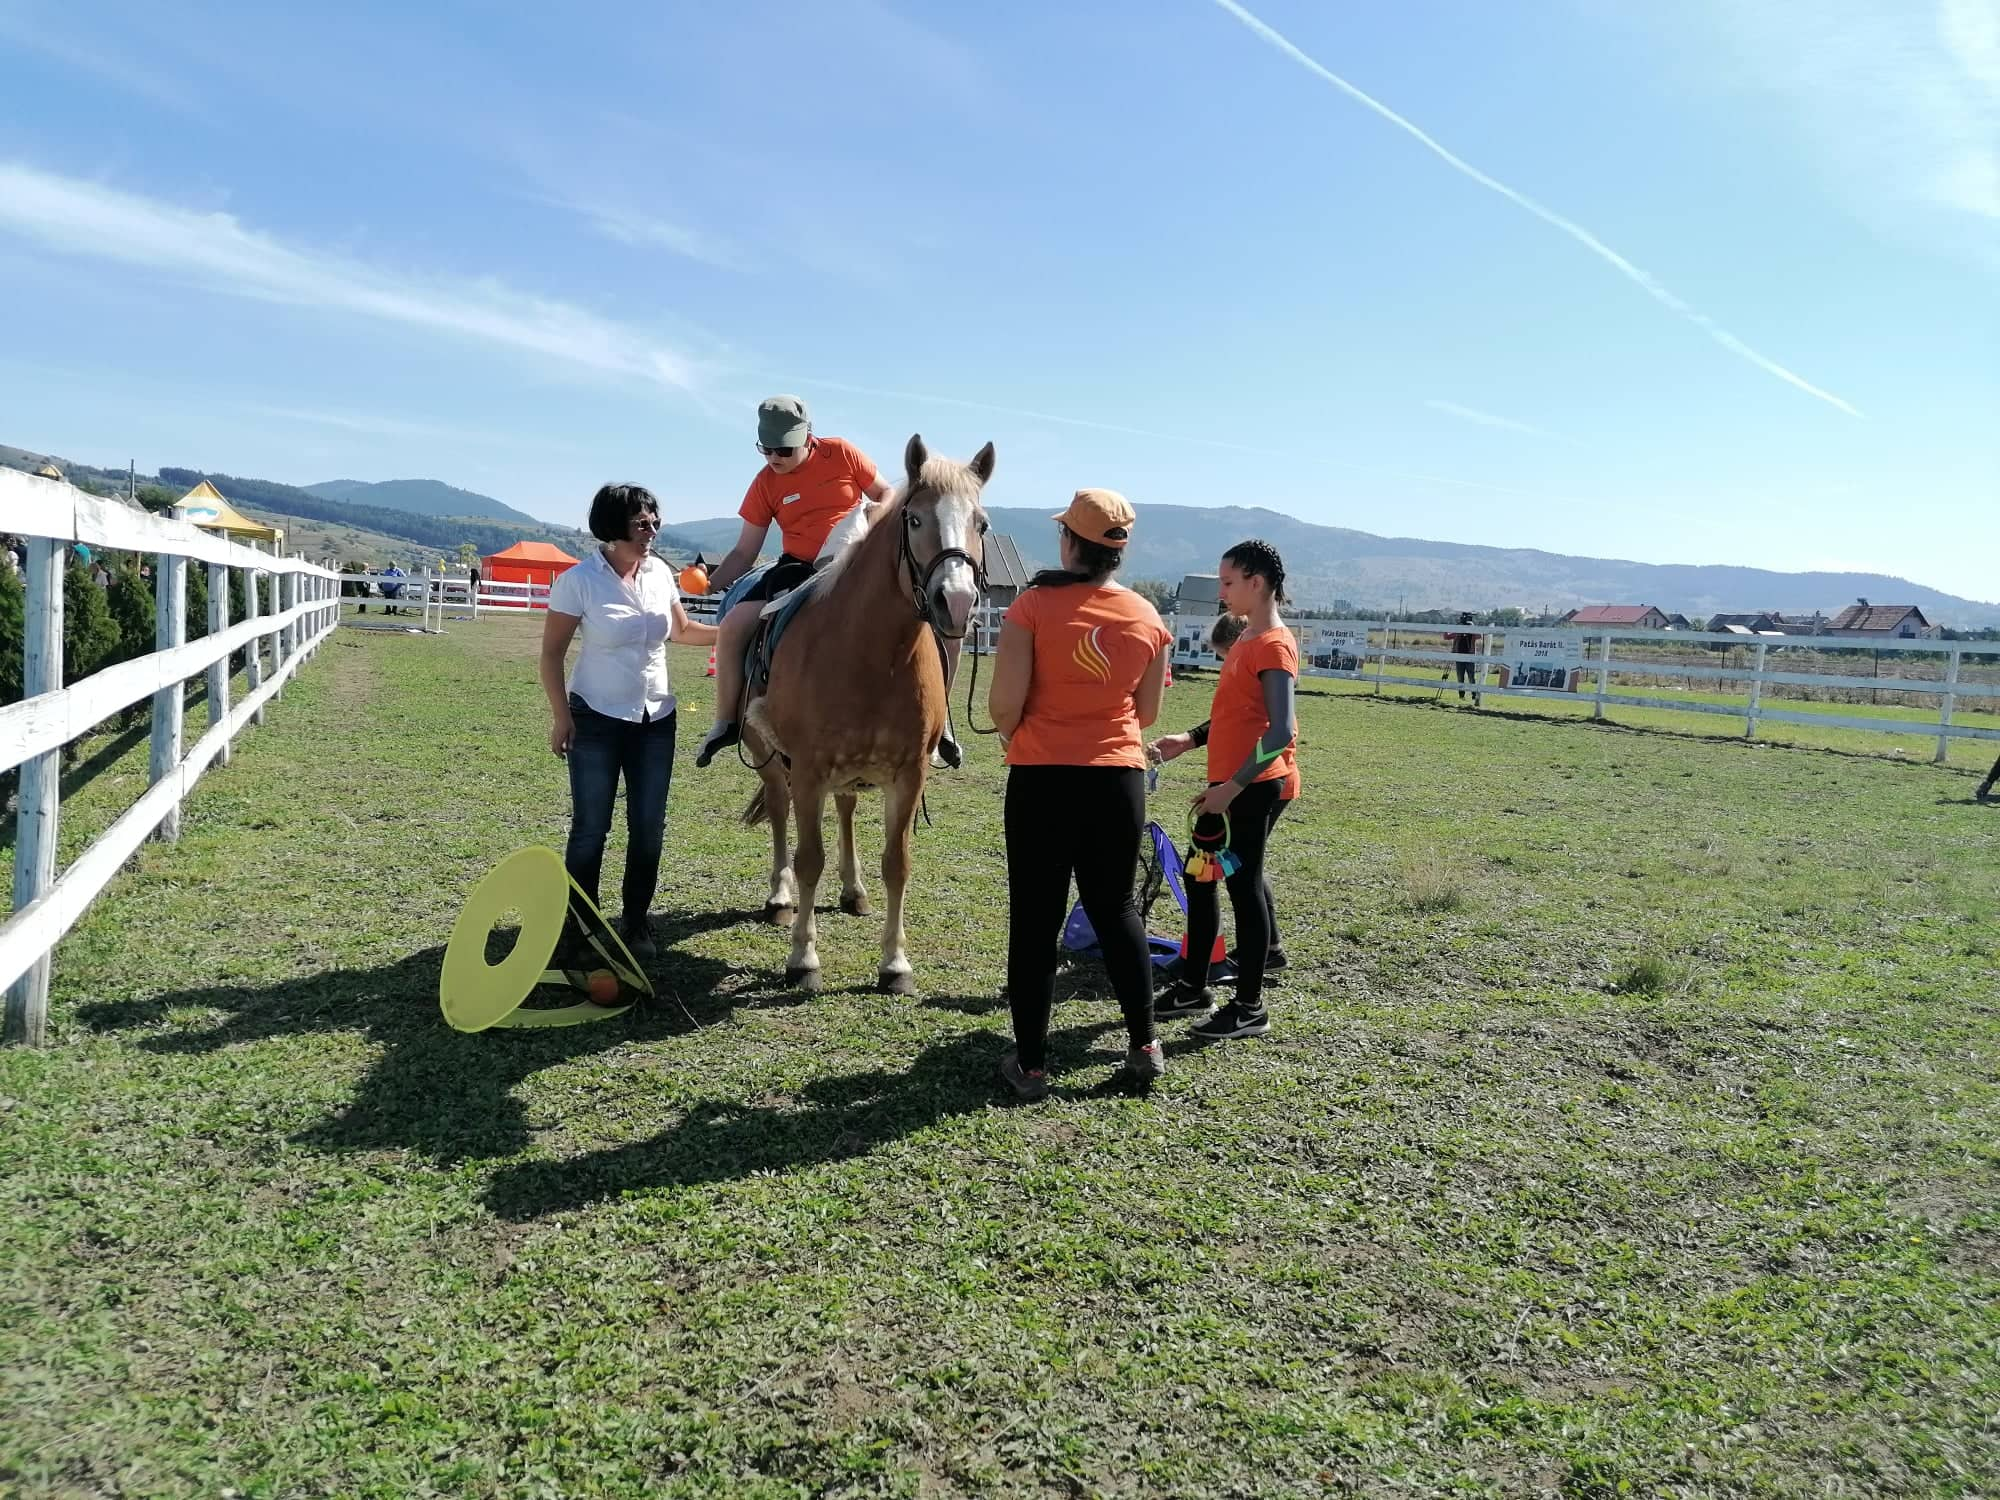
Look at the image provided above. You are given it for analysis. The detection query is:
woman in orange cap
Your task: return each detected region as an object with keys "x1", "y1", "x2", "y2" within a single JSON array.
[{"x1": 986, "y1": 489, "x2": 1174, "y2": 1099}]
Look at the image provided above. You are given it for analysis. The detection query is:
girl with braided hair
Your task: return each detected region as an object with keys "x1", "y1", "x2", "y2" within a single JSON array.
[{"x1": 1149, "y1": 539, "x2": 1300, "y2": 1040}]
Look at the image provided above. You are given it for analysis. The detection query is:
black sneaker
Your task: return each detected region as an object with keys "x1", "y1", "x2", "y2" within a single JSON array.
[
  {"x1": 694, "y1": 721, "x2": 740, "y2": 768},
  {"x1": 1190, "y1": 1002, "x2": 1270, "y2": 1041},
  {"x1": 998, "y1": 1051, "x2": 1048, "y2": 1101},
  {"x1": 1154, "y1": 982, "x2": 1215, "y2": 1021},
  {"x1": 1226, "y1": 947, "x2": 1288, "y2": 973},
  {"x1": 619, "y1": 918, "x2": 658, "y2": 962}
]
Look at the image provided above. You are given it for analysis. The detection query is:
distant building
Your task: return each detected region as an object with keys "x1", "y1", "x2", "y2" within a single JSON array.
[
  {"x1": 981, "y1": 531, "x2": 1031, "y2": 609},
  {"x1": 1825, "y1": 601, "x2": 1934, "y2": 639},
  {"x1": 1707, "y1": 612, "x2": 1784, "y2": 635},
  {"x1": 1175, "y1": 573, "x2": 1223, "y2": 614},
  {"x1": 1559, "y1": 604, "x2": 1671, "y2": 631}
]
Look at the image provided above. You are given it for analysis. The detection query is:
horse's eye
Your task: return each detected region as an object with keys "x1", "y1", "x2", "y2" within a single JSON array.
[
  {"x1": 907, "y1": 514, "x2": 922, "y2": 528},
  {"x1": 978, "y1": 518, "x2": 990, "y2": 536}
]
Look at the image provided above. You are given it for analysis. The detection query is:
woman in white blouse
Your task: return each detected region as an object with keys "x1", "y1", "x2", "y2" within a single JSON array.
[{"x1": 539, "y1": 484, "x2": 718, "y2": 959}]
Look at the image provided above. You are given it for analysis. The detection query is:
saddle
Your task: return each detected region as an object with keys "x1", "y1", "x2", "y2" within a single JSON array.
[{"x1": 743, "y1": 569, "x2": 824, "y2": 700}]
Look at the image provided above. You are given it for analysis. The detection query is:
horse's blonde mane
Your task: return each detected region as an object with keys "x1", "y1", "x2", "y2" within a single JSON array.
[{"x1": 814, "y1": 454, "x2": 988, "y2": 593}]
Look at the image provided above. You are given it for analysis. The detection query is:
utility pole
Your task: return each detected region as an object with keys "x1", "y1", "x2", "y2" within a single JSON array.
[{"x1": 129, "y1": 460, "x2": 135, "y2": 504}]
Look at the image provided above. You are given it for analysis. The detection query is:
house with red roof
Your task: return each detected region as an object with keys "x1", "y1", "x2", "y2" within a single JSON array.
[{"x1": 1556, "y1": 604, "x2": 1671, "y2": 631}]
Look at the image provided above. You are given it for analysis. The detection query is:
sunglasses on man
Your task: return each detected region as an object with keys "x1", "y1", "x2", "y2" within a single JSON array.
[{"x1": 757, "y1": 442, "x2": 800, "y2": 458}]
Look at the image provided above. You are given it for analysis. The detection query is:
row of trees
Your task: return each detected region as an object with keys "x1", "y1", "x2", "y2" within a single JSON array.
[{"x1": 1, "y1": 551, "x2": 252, "y2": 706}]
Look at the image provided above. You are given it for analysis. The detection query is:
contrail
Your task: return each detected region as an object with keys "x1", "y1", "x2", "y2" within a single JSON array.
[{"x1": 1208, "y1": 0, "x2": 1863, "y2": 418}]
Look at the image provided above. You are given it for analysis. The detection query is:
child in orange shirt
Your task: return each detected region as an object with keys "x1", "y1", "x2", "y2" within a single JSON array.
[{"x1": 1149, "y1": 540, "x2": 1298, "y2": 1040}]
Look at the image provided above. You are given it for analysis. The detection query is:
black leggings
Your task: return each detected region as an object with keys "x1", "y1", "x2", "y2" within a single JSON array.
[
  {"x1": 1183, "y1": 778, "x2": 1290, "y2": 1011},
  {"x1": 1004, "y1": 765, "x2": 1156, "y2": 1070}
]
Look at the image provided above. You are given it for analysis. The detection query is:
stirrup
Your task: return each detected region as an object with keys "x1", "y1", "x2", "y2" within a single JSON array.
[{"x1": 695, "y1": 721, "x2": 740, "y2": 768}]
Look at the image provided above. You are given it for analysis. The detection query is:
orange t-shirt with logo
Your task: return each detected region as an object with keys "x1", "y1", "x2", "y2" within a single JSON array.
[
  {"x1": 1002, "y1": 583, "x2": 1173, "y2": 769},
  {"x1": 738, "y1": 436, "x2": 878, "y2": 562},
  {"x1": 1206, "y1": 626, "x2": 1301, "y2": 799}
]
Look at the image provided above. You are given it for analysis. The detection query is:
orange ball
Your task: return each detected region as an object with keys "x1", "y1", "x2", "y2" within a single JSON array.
[
  {"x1": 586, "y1": 970, "x2": 621, "y2": 1005},
  {"x1": 678, "y1": 564, "x2": 709, "y2": 596}
]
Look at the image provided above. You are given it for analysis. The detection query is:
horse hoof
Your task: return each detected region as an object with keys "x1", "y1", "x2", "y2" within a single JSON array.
[
  {"x1": 763, "y1": 903, "x2": 796, "y2": 928},
  {"x1": 786, "y1": 965, "x2": 822, "y2": 993},
  {"x1": 876, "y1": 969, "x2": 916, "y2": 997},
  {"x1": 840, "y1": 892, "x2": 872, "y2": 917}
]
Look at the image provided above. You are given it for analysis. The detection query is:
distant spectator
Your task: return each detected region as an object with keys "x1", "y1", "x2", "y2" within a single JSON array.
[
  {"x1": 381, "y1": 562, "x2": 406, "y2": 616},
  {"x1": 1446, "y1": 612, "x2": 1483, "y2": 699}
]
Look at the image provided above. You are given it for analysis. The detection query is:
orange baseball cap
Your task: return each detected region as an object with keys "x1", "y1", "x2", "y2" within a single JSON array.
[{"x1": 1053, "y1": 488, "x2": 1136, "y2": 549}]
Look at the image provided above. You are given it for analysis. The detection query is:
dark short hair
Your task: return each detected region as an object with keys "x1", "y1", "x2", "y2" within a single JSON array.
[{"x1": 588, "y1": 483, "x2": 660, "y2": 543}]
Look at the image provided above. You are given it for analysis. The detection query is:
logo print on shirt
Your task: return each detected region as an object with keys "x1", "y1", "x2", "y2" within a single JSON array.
[
  {"x1": 780, "y1": 492, "x2": 801, "y2": 506},
  {"x1": 1071, "y1": 626, "x2": 1111, "y2": 683}
]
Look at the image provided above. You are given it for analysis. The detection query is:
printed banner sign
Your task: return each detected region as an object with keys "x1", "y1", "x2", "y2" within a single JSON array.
[
  {"x1": 1305, "y1": 622, "x2": 1372, "y2": 676},
  {"x1": 1500, "y1": 631, "x2": 1583, "y2": 692}
]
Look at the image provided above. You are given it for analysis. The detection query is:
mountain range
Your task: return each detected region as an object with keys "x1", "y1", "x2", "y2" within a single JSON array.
[
  {"x1": 668, "y1": 504, "x2": 2000, "y2": 628},
  {"x1": 7, "y1": 439, "x2": 1992, "y2": 626},
  {"x1": 304, "y1": 477, "x2": 539, "y2": 525}
]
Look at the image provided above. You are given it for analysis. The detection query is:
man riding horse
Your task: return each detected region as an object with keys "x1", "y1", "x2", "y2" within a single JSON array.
[{"x1": 695, "y1": 396, "x2": 968, "y2": 772}]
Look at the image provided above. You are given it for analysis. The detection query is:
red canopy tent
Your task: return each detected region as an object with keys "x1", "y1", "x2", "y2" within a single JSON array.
[{"x1": 482, "y1": 540, "x2": 579, "y2": 609}]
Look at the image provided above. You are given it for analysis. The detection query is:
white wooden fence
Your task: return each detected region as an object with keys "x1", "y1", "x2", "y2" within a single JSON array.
[
  {"x1": 0, "y1": 468, "x2": 339, "y2": 1046},
  {"x1": 340, "y1": 570, "x2": 465, "y2": 632},
  {"x1": 1171, "y1": 616, "x2": 2000, "y2": 763}
]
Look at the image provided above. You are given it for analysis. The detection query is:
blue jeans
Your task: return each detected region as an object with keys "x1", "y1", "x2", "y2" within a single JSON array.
[{"x1": 564, "y1": 694, "x2": 677, "y2": 922}]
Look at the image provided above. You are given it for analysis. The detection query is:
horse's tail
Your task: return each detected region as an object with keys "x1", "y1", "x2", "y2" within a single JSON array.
[{"x1": 742, "y1": 787, "x2": 769, "y2": 827}]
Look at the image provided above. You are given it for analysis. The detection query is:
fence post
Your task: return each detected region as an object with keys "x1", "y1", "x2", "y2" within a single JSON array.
[
  {"x1": 1936, "y1": 646, "x2": 1962, "y2": 764},
  {"x1": 1744, "y1": 640, "x2": 1768, "y2": 739},
  {"x1": 6, "y1": 537, "x2": 65, "y2": 1047},
  {"x1": 244, "y1": 566, "x2": 266, "y2": 724},
  {"x1": 275, "y1": 568, "x2": 294, "y2": 692},
  {"x1": 1593, "y1": 633, "x2": 1612, "y2": 721},
  {"x1": 207, "y1": 560, "x2": 232, "y2": 767},
  {"x1": 149, "y1": 551, "x2": 188, "y2": 844}
]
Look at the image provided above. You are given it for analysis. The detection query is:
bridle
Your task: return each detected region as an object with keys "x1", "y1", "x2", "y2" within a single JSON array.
[
  {"x1": 893, "y1": 490, "x2": 1003, "y2": 750},
  {"x1": 894, "y1": 494, "x2": 988, "y2": 642}
]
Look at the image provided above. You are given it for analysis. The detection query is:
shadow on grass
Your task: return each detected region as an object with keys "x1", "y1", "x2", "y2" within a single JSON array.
[
  {"x1": 481, "y1": 1016, "x2": 1131, "y2": 1221},
  {"x1": 71, "y1": 913, "x2": 758, "y2": 1164}
]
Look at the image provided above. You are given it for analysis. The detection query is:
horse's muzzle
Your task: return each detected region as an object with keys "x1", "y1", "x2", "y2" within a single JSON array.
[{"x1": 931, "y1": 573, "x2": 978, "y2": 635}]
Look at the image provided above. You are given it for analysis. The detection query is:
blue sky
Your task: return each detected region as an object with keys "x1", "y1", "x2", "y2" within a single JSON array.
[{"x1": 2, "y1": 0, "x2": 1995, "y2": 601}]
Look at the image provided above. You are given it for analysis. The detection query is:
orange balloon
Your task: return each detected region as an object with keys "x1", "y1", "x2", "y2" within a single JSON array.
[
  {"x1": 586, "y1": 970, "x2": 621, "y2": 1005},
  {"x1": 678, "y1": 564, "x2": 709, "y2": 596}
]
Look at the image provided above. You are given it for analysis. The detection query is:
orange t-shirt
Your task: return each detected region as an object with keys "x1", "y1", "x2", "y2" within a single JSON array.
[
  {"x1": 1206, "y1": 626, "x2": 1301, "y2": 798},
  {"x1": 1002, "y1": 583, "x2": 1173, "y2": 769},
  {"x1": 738, "y1": 436, "x2": 878, "y2": 562}
]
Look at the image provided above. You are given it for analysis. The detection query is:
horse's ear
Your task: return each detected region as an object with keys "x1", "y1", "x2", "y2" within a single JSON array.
[
  {"x1": 904, "y1": 433, "x2": 928, "y2": 478},
  {"x1": 968, "y1": 442, "x2": 997, "y2": 485}
]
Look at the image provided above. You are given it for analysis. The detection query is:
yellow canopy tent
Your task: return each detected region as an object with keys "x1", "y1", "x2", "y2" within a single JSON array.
[{"x1": 172, "y1": 480, "x2": 285, "y2": 548}]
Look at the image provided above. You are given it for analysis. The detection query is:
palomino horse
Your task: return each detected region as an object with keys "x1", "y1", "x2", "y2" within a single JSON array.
[{"x1": 739, "y1": 434, "x2": 993, "y2": 994}]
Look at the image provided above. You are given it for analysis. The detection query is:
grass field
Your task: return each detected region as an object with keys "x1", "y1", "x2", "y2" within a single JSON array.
[{"x1": 4, "y1": 609, "x2": 1997, "y2": 1498}]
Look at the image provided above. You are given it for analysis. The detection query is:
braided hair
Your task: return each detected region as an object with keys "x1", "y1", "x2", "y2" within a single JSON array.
[{"x1": 1221, "y1": 538, "x2": 1288, "y2": 604}]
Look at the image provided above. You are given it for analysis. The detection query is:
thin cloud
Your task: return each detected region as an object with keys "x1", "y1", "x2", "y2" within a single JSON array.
[
  {"x1": 1207, "y1": 0, "x2": 1864, "y2": 418},
  {"x1": 0, "y1": 16, "x2": 207, "y2": 117},
  {"x1": 0, "y1": 162, "x2": 699, "y2": 391},
  {"x1": 245, "y1": 403, "x2": 583, "y2": 451},
  {"x1": 1696, "y1": 0, "x2": 2000, "y2": 226},
  {"x1": 562, "y1": 198, "x2": 746, "y2": 271},
  {"x1": 1425, "y1": 400, "x2": 1568, "y2": 440}
]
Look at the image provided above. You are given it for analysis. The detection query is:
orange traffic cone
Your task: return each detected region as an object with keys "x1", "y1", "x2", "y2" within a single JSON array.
[{"x1": 704, "y1": 649, "x2": 716, "y2": 678}]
